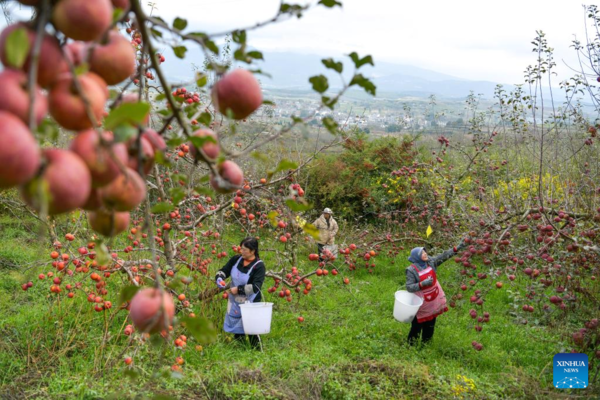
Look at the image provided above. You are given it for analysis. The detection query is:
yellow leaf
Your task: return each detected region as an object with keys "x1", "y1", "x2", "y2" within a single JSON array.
[{"x1": 426, "y1": 225, "x2": 433, "y2": 238}]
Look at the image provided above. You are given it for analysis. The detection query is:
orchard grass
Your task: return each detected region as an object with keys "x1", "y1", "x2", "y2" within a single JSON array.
[{"x1": 0, "y1": 229, "x2": 595, "y2": 399}]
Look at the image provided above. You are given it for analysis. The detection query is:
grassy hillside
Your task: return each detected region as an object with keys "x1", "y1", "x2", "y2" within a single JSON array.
[{"x1": 0, "y1": 216, "x2": 593, "y2": 399}]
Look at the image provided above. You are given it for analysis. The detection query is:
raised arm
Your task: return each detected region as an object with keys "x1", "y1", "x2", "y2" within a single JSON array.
[{"x1": 430, "y1": 239, "x2": 466, "y2": 268}]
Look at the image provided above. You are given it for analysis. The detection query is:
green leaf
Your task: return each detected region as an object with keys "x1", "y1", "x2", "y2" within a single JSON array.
[
  {"x1": 349, "y1": 73, "x2": 376, "y2": 96},
  {"x1": 348, "y1": 52, "x2": 374, "y2": 69},
  {"x1": 309, "y1": 74, "x2": 329, "y2": 94},
  {"x1": 155, "y1": 150, "x2": 172, "y2": 167},
  {"x1": 152, "y1": 395, "x2": 176, "y2": 400},
  {"x1": 165, "y1": 278, "x2": 183, "y2": 292},
  {"x1": 263, "y1": 100, "x2": 275, "y2": 106},
  {"x1": 198, "y1": 112, "x2": 212, "y2": 127},
  {"x1": 285, "y1": 199, "x2": 313, "y2": 212},
  {"x1": 251, "y1": 151, "x2": 269, "y2": 162},
  {"x1": 95, "y1": 242, "x2": 111, "y2": 266},
  {"x1": 272, "y1": 159, "x2": 298, "y2": 174},
  {"x1": 124, "y1": 369, "x2": 139, "y2": 380},
  {"x1": 113, "y1": 124, "x2": 138, "y2": 143},
  {"x1": 280, "y1": 3, "x2": 307, "y2": 17},
  {"x1": 247, "y1": 51, "x2": 263, "y2": 60},
  {"x1": 173, "y1": 17, "x2": 188, "y2": 31},
  {"x1": 149, "y1": 333, "x2": 164, "y2": 348},
  {"x1": 204, "y1": 39, "x2": 219, "y2": 54},
  {"x1": 170, "y1": 187, "x2": 186, "y2": 205},
  {"x1": 232, "y1": 30, "x2": 247, "y2": 44},
  {"x1": 119, "y1": 285, "x2": 141, "y2": 305},
  {"x1": 155, "y1": 93, "x2": 166, "y2": 101},
  {"x1": 173, "y1": 46, "x2": 187, "y2": 59},
  {"x1": 74, "y1": 63, "x2": 89, "y2": 76},
  {"x1": 113, "y1": 7, "x2": 126, "y2": 21},
  {"x1": 179, "y1": 316, "x2": 217, "y2": 345},
  {"x1": 105, "y1": 102, "x2": 151, "y2": 130},
  {"x1": 322, "y1": 58, "x2": 343, "y2": 73},
  {"x1": 193, "y1": 186, "x2": 214, "y2": 196},
  {"x1": 171, "y1": 173, "x2": 188, "y2": 184},
  {"x1": 322, "y1": 116, "x2": 339, "y2": 134},
  {"x1": 195, "y1": 72, "x2": 208, "y2": 88},
  {"x1": 189, "y1": 134, "x2": 217, "y2": 149},
  {"x1": 36, "y1": 119, "x2": 60, "y2": 142},
  {"x1": 185, "y1": 103, "x2": 199, "y2": 118},
  {"x1": 167, "y1": 137, "x2": 184, "y2": 147},
  {"x1": 321, "y1": 95, "x2": 338, "y2": 110},
  {"x1": 267, "y1": 211, "x2": 279, "y2": 227},
  {"x1": 318, "y1": 0, "x2": 342, "y2": 7},
  {"x1": 151, "y1": 202, "x2": 174, "y2": 214},
  {"x1": 5, "y1": 27, "x2": 30, "y2": 69},
  {"x1": 234, "y1": 48, "x2": 249, "y2": 63},
  {"x1": 302, "y1": 223, "x2": 320, "y2": 239},
  {"x1": 150, "y1": 28, "x2": 163, "y2": 38}
]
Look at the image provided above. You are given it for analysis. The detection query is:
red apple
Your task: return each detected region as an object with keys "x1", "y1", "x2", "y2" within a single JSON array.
[
  {"x1": 21, "y1": 149, "x2": 91, "y2": 215},
  {"x1": 89, "y1": 30, "x2": 136, "y2": 85},
  {"x1": 129, "y1": 288, "x2": 175, "y2": 333},
  {"x1": 100, "y1": 167, "x2": 146, "y2": 211},
  {"x1": 111, "y1": 0, "x2": 130, "y2": 10},
  {"x1": 82, "y1": 188, "x2": 102, "y2": 211},
  {"x1": 0, "y1": 69, "x2": 47, "y2": 125},
  {"x1": 0, "y1": 23, "x2": 68, "y2": 88},
  {"x1": 212, "y1": 69, "x2": 262, "y2": 120},
  {"x1": 210, "y1": 160, "x2": 243, "y2": 193},
  {"x1": 69, "y1": 130, "x2": 129, "y2": 187},
  {"x1": 142, "y1": 128, "x2": 166, "y2": 152},
  {"x1": 189, "y1": 129, "x2": 220, "y2": 161},
  {"x1": 49, "y1": 72, "x2": 108, "y2": 131},
  {"x1": 64, "y1": 41, "x2": 87, "y2": 67},
  {"x1": 88, "y1": 209, "x2": 130, "y2": 237},
  {"x1": 126, "y1": 136, "x2": 155, "y2": 175},
  {"x1": 52, "y1": 0, "x2": 113, "y2": 42},
  {"x1": 0, "y1": 111, "x2": 40, "y2": 189}
]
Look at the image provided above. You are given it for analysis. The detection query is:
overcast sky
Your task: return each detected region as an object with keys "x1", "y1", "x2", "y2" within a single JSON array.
[{"x1": 141, "y1": 0, "x2": 589, "y2": 85}]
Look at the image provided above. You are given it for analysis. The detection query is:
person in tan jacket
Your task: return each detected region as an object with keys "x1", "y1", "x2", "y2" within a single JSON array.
[{"x1": 313, "y1": 208, "x2": 339, "y2": 261}]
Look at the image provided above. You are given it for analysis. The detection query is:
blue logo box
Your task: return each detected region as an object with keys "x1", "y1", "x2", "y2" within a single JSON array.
[{"x1": 553, "y1": 353, "x2": 588, "y2": 389}]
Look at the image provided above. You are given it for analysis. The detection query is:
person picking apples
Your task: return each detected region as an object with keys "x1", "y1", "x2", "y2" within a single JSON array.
[
  {"x1": 405, "y1": 239, "x2": 466, "y2": 346},
  {"x1": 313, "y1": 208, "x2": 339, "y2": 261},
  {"x1": 215, "y1": 237, "x2": 265, "y2": 349}
]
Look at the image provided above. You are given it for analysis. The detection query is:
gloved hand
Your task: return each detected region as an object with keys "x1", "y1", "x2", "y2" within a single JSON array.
[
  {"x1": 420, "y1": 276, "x2": 434, "y2": 288},
  {"x1": 454, "y1": 238, "x2": 466, "y2": 252},
  {"x1": 216, "y1": 277, "x2": 226, "y2": 288}
]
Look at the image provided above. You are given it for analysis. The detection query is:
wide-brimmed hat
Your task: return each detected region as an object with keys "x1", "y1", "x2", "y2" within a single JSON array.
[{"x1": 323, "y1": 208, "x2": 333, "y2": 214}]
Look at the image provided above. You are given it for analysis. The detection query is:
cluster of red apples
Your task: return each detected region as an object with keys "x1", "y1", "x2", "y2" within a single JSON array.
[{"x1": 0, "y1": 0, "x2": 264, "y2": 239}]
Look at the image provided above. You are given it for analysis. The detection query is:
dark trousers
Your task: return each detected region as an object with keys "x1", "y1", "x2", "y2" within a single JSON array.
[
  {"x1": 234, "y1": 333, "x2": 260, "y2": 348},
  {"x1": 407, "y1": 316, "x2": 437, "y2": 345},
  {"x1": 317, "y1": 243, "x2": 325, "y2": 262}
]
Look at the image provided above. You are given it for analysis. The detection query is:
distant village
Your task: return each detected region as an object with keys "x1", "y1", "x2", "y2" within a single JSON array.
[{"x1": 252, "y1": 96, "x2": 471, "y2": 134}]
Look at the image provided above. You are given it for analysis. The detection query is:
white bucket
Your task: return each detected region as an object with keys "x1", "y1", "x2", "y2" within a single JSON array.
[
  {"x1": 240, "y1": 302, "x2": 273, "y2": 335},
  {"x1": 393, "y1": 290, "x2": 423, "y2": 323}
]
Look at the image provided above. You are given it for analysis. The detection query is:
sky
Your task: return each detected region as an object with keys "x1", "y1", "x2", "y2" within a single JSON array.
[
  {"x1": 140, "y1": 0, "x2": 590, "y2": 85},
  {"x1": 1, "y1": 0, "x2": 590, "y2": 85}
]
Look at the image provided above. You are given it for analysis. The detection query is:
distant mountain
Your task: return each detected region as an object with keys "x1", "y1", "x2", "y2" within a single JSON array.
[{"x1": 162, "y1": 49, "x2": 511, "y2": 99}]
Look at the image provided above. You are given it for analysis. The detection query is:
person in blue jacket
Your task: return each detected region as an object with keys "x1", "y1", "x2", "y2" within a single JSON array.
[{"x1": 215, "y1": 237, "x2": 266, "y2": 348}]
